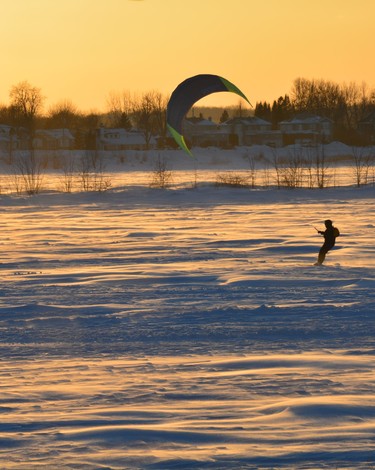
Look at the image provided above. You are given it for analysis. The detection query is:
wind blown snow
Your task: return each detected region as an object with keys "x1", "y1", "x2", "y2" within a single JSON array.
[{"x1": 0, "y1": 155, "x2": 374, "y2": 469}]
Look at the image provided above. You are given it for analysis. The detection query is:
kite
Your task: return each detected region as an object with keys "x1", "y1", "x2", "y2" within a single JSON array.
[{"x1": 166, "y1": 74, "x2": 251, "y2": 156}]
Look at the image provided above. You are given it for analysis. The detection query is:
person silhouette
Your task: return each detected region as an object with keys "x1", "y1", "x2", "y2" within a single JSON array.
[{"x1": 315, "y1": 219, "x2": 340, "y2": 266}]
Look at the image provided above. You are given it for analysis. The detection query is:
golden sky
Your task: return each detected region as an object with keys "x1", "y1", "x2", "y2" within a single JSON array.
[{"x1": 1, "y1": 0, "x2": 374, "y2": 112}]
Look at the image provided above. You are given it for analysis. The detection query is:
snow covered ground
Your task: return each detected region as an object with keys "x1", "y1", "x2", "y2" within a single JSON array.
[{"x1": 0, "y1": 149, "x2": 375, "y2": 469}]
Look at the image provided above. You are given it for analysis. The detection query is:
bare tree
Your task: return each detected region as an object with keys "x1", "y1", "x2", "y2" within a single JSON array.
[
  {"x1": 59, "y1": 154, "x2": 76, "y2": 192},
  {"x1": 106, "y1": 90, "x2": 133, "y2": 128},
  {"x1": 13, "y1": 152, "x2": 44, "y2": 195},
  {"x1": 151, "y1": 91, "x2": 168, "y2": 141},
  {"x1": 281, "y1": 148, "x2": 304, "y2": 188},
  {"x1": 351, "y1": 147, "x2": 373, "y2": 186},
  {"x1": 47, "y1": 100, "x2": 80, "y2": 129},
  {"x1": 261, "y1": 162, "x2": 271, "y2": 188},
  {"x1": 291, "y1": 77, "x2": 343, "y2": 120},
  {"x1": 271, "y1": 149, "x2": 282, "y2": 188},
  {"x1": 233, "y1": 99, "x2": 248, "y2": 118},
  {"x1": 132, "y1": 90, "x2": 167, "y2": 149},
  {"x1": 303, "y1": 147, "x2": 317, "y2": 188},
  {"x1": 77, "y1": 151, "x2": 111, "y2": 192},
  {"x1": 7, "y1": 82, "x2": 45, "y2": 194},
  {"x1": 9, "y1": 81, "x2": 45, "y2": 174},
  {"x1": 149, "y1": 155, "x2": 173, "y2": 189},
  {"x1": 314, "y1": 144, "x2": 329, "y2": 189},
  {"x1": 290, "y1": 77, "x2": 313, "y2": 112},
  {"x1": 246, "y1": 154, "x2": 257, "y2": 188},
  {"x1": 9, "y1": 81, "x2": 44, "y2": 131}
]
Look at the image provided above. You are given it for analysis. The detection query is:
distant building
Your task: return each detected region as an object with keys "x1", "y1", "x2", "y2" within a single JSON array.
[
  {"x1": 97, "y1": 128, "x2": 156, "y2": 150},
  {"x1": 182, "y1": 116, "x2": 282, "y2": 148},
  {"x1": 358, "y1": 110, "x2": 375, "y2": 144},
  {"x1": 33, "y1": 129, "x2": 75, "y2": 150},
  {"x1": 182, "y1": 117, "x2": 230, "y2": 148},
  {"x1": 0, "y1": 125, "x2": 12, "y2": 152},
  {"x1": 0, "y1": 125, "x2": 29, "y2": 154},
  {"x1": 225, "y1": 117, "x2": 282, "y2": 147},
  {"x1": 279, "y1": 113, "x2": 333, "y2": 145}
]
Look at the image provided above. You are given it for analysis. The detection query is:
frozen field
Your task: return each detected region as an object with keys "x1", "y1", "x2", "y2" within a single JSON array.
[{"x1": 0, "y1": 172, "x2": 375, "y2": 468}]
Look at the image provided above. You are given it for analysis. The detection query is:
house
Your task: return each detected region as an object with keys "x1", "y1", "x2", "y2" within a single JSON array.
[
  {"x1": 0, "y1": 125, "x2": 29, "y2": 154},
  {"x1": 182, "y1": 118, "x2": 231, "y2": 148},
  {"x1": 97, "y1": 128, "x2": 156, "y2": 150},
  {"x1": 0, "y1": 125, "x2": 12, "y2": 152},
  {"x1": 226, "y1": 117, "x2": 282, "y2": 147},
  {"x1": 33, "y1": 129, "x2": 75, "y2": 150},
  {"x1": 174, "y1": 113, "x2": 337, "y2": 150},
  {"x1": 358, "y1": 110, "x2": 375, "y2": 143},
  {"x1": 182, "y1": 116, "x2": 283, "y2": 148},
  {"x1": 279, "y1": 113, "x2": 333, "y2": 145}
]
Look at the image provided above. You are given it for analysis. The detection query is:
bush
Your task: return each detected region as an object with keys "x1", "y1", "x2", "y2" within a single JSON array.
[
  {"x1": 149, "y1": 155, "x2": 173, "y2": 189},
  {"x1": 215, "y1": 172, "x2": 251, "y2": 188}
]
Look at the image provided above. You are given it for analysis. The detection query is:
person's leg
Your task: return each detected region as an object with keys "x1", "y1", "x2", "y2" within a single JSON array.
[
  {"x1": 316, "y1": 245, "x2": 329, "y2": 265},
  {"x1": 318, "y1": 246, "x2": 327, "y2": 264}
]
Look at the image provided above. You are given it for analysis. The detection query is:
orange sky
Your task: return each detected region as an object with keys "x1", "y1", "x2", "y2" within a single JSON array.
[{"x1": 1, "y1": 0, "x2": 374, "y2": 113}]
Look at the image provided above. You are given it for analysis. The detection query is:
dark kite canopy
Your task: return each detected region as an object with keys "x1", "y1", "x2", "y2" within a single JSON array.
[{"x1": 166, "y1": 74, "x2": 250, "y2": 156}]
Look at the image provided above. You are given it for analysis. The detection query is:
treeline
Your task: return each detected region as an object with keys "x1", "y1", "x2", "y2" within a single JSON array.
[
  {"x1": 255, "y1": 78, "x2": 375, "y2": 144},
  {"x1": 1, "y1": 77, "x2": 375, "y2": 147},
  {"x1": 0, "y1": 82, "x2": 169, "y2": 149}
]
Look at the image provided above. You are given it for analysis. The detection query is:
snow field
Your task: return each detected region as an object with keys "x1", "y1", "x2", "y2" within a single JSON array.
[{"x1": 0, "y1": 179, "x2": 374, "y2": 469}]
